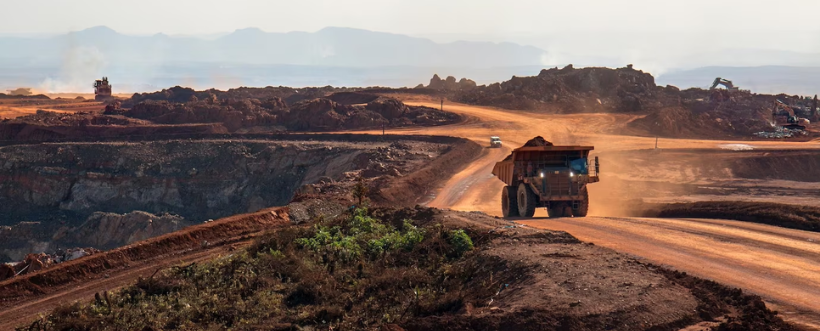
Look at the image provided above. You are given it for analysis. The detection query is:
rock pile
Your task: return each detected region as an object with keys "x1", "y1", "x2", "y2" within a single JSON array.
[
  {"x1": 109, "y1": 87, "x2": 458, "y2": 132},
  {"x1": 0, "y1": 248, "x2": 100, "y2": 281}
]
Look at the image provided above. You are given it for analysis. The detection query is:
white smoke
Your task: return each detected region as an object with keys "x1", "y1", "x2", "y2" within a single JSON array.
[
  {"x1": 539, "y1": 50, "x2": 566, "y2": 67},
  {"x1": 39, "y1": 46, "x2": 108, "y2": 93}
]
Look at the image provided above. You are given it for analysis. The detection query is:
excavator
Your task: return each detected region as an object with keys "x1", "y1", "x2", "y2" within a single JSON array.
[
  {"x1": 773, "y1": 100, "x2": 811, "y2": 130},
  {"x1": 710, "y1": 77, "x2": 740, "y2": 91}
]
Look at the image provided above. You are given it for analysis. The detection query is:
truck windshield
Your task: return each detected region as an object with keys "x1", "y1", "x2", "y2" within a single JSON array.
[{"x1": 570, "y1": 158, "x2": 589, "y2": 174}]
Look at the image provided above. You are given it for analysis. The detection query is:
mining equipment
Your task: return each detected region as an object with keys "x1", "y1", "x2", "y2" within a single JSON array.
[
  {"x1": 93, "y1": 77, "x2": 112, "y2": 101},
  {"x1": 492, "y1": 137, "x2": 599, "y2": 218}
]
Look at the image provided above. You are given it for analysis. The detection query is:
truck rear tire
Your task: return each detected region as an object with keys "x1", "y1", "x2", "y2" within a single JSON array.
[
  {"x1": 573, "y1": 189, "x2": 589, "y2": 217},
  {"x1": 517, "y1": 183, "x2": 537, "y2": 218},
  {"x1": 501, "y1": 186, "x2": 519, "y2": 218}
]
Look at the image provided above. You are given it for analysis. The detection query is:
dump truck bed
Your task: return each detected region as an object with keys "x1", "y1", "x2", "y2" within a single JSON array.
[{"x1": 492, "y1": 145, "x2": 596, "y2": 185}]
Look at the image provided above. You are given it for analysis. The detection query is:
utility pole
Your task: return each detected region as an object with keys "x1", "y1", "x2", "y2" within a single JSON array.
[
  {"x1": 440, "y1": 97, "x2": 444, "y2": 111},
  {"x1": 382, "y1": 123, "x2": 385, "y2": 135},
  {"x1": 655, "y1": 137, "x2": 658, "y2": 149}
]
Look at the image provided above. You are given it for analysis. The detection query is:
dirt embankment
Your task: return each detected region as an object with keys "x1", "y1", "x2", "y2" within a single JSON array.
[
  {"x1": 0, "y1": 207, "x2": 290, "y2": 309},
  {"x1": 589, "y1": 148, "x2": 820, "y2": 216},
  {"x1": 7, "y1": 205, "x2": 800, "y2": 331},
  {"x1": 644, "y1": 201, "x2": 820, "y2": 232},
  {"x1": 729, "y1": 151, "x2": 820, "y2": 182}
]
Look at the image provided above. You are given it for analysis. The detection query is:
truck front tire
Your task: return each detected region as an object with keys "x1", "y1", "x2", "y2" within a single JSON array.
[
  {"x1": 517, "y1": 183, "x2": 537, "y2": 218},
  {"x1": 573, "y1": 189, "x2": 589, "y2": 217},
  {"x1": 501, "y1": 186, "x2": 519, "y2": 218}
]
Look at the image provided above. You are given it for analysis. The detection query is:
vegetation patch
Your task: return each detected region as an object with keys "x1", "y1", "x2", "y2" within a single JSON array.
[{"x1": 21, "y1": 207, "x2": 518, "y2": 330}]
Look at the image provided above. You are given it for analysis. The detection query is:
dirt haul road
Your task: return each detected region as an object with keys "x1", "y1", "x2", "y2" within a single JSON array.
[{"x1": 365, "y1": 98, "x2": 820, "y2": 328}]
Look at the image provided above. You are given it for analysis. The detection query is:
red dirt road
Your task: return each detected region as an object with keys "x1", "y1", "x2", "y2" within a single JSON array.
[
  {"x1": 520, "y1": 217, "x2": 820, "y2": 329},
  {"x1": 381, "y1": 99, "x2": 820, "y2": 329}
]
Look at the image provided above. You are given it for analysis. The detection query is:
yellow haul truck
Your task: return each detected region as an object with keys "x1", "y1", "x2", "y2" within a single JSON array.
[{"x1": 492, "y1": 137, "x2": 599, "y2": 218}]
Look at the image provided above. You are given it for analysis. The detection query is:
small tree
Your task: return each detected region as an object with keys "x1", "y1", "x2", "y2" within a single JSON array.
[{"x1": 352, "y1": 175, "x2": 369, "y2": 207}]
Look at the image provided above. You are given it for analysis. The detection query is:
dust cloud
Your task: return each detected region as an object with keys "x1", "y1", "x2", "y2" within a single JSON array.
[{"x1": 39, "y1": 45, "x2": 107, "y2": 93}]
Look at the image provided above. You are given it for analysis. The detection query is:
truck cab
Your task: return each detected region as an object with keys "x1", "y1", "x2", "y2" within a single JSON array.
[{"x1": 490, "y1": 136, "x2": 502, "y2": 148}]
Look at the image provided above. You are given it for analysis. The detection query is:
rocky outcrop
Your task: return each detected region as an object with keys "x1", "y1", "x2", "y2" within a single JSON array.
[
  {"x1": 456, "y1": 65, "x2": 663, "y2": 113},
  {"x1": 284, "y1": 98, "x2": 355, "y2": 130},
  {"x1": 365, "y1": 99, "x2": 408, "y2": 119},
  {"x1": 427, "y1": 74, "x2": 477, "y2": 91}
]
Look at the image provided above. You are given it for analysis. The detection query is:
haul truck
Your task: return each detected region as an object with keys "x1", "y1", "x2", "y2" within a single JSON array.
[{"x1": 492, "y1": 137, "x2": 599, "y2": 218}]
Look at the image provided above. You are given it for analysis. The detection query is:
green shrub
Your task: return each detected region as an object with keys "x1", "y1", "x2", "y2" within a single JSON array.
[{"x1": 449, "y1": 229, "x2": 474, "y2": 257}]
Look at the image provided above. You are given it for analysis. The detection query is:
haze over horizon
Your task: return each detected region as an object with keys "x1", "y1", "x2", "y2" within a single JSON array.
[{"x1": 2, "y1": 0, "x2": 820, "y2": 94}]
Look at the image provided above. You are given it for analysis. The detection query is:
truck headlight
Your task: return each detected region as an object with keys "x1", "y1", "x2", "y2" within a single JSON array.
[
  {"x1": 540, "y1": 172, "x2": 544, "y2": 178},
  {"x1": 570, "y1": 172, "x2": 574, "y2": 177}
]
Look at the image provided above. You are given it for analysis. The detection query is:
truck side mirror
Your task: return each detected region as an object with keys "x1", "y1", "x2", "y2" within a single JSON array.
[{"x1": 595, "y1": 156, "x2": 600, "y2": 174}]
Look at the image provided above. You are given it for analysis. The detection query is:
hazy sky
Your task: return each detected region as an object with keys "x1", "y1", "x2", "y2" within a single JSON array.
[
  {"x1": 3, "y1": 0, "x2": 819, "y2": 37},
  {"x1": 3, "y1": 0, "x2": 820, "y2": 79}
]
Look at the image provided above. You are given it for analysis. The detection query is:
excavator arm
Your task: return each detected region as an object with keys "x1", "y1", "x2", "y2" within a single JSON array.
[{"x1": 710, "y1": 77, "x2": 736, "y2": 90}]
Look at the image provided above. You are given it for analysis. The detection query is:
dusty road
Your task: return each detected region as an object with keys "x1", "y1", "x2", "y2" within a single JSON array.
[
  {"x1": 383, "y1": 99, "x2": 820, "y2": 328},
  {"x1": 521, "y1": 217, "x2": 820, "y2": 329}
]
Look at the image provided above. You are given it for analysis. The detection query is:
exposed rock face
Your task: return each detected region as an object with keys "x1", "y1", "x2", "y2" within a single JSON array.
[
  {"x1": 458, "y1": 78, "x2": 477, "y2": 90},
  {"x1": 70, "y1": 211, "x2": 190, "y2": 249},
  {"x1": 0, "y1": 211, "x2": 186, "y2": 262},
  {"x1": 0, "y1": 140, "x2": 369, "y2": 226},
  {"x1": 427, "y1": 74, "x2": 477, "y2": 91}
]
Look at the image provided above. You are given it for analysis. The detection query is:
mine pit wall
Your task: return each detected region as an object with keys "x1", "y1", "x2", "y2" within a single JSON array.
[
  {"x1": 599, "y1": 148, "x2": 820, "y2": 183},
  {"x1": 0, "y1": 133, "x2": 481, "y2": 261},
  {"x1": 0, "y1": 140, "x2": 365, "y2": 226},
  {"x1": 729, "y1": 151, "x2": 820, "y2": 182}
]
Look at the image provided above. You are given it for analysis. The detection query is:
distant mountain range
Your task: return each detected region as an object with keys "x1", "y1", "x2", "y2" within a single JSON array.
[
  {"x1": 0, "y1": 26, "x2": 551, "y2": 92},
  {"x1": 1, "y1": 26, "x2": 820, "y2": 95},
  {"x1": 0, "y1": 26, "x2": 547, "y2": 67}
]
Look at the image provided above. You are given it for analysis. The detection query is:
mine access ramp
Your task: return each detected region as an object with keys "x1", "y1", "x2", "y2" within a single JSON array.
[{"x1": 492, "y1": 137, "x2": 599, "y2": 218}]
